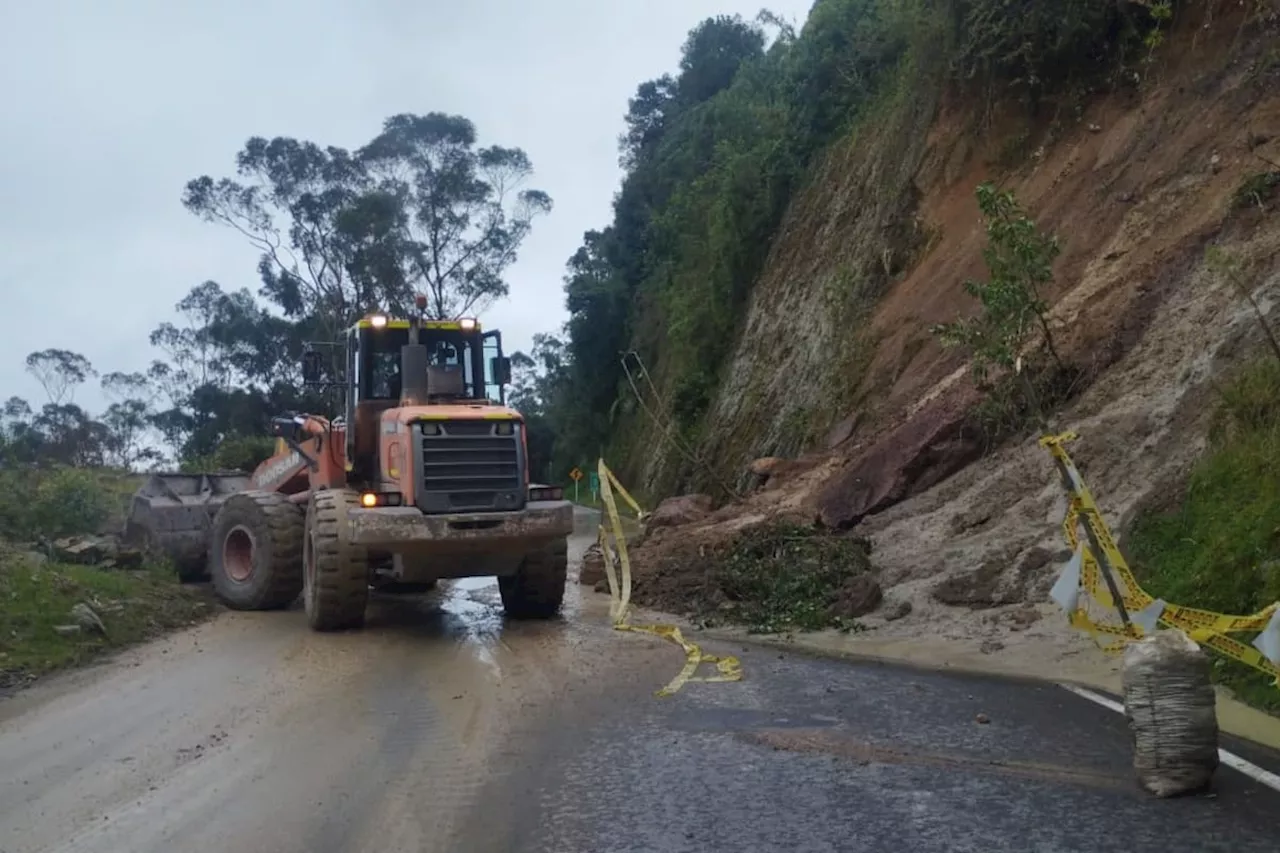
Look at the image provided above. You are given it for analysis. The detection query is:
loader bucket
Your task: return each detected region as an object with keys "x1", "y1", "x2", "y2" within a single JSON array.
[{"x1": 122, "y1": 472, "x2": 251, "y2": 581}]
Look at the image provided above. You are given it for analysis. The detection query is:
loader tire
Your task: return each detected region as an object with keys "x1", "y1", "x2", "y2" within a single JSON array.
[
  {"x1": 208, "y1": 491, "x2": 305, "y2": 610},
  {"x1": 499, "y1": 538, "x2": 568, "y2": 619},
  {"x1": 304, "y1": 490, "x2": 370, "y2": 631}
]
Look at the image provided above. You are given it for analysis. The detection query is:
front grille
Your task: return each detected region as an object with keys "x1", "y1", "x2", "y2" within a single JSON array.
[{"x1": 415, "y1": 420, "x2": 523, "y2": 513}]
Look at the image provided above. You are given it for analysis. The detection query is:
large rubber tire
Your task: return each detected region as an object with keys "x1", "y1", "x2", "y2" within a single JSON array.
[
  {"x1": 207, "y1": 492, "x2": 305, "y2": 610},
  {"x1": 499, "y1": 538, "x2": 568, "y2": 619},
  {"x1": 303, "y1": 490, "x2": 370, "y2": 631}
]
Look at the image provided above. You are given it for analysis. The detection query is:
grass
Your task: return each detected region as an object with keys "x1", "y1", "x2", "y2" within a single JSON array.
[
  {"x1": 0, "y1": 551, "x2": 215, "y2": 690},
  {"x1": 1232, "y1": 171, "x2": 1280, "y2": 211},
  {"x1": 1127, "y1": 358, "x2": 1280, "y2": 714}
]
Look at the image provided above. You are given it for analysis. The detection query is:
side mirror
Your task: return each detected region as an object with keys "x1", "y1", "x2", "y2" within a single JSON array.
[
  {"x1": 271, "y1": 416, "x2": 301, "y2": 441},
  {"x1": 302, "y1": 349, "x2": 323, "y2": 383},
  {"x1": 491, "y1": 356, "x2": 512, "y2": 386}
]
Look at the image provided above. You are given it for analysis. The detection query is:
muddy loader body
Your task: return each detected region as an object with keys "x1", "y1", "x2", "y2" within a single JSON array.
[
  {"x1": 123, "y1": 473, "x2": 252, "y2": 581},
  {"x1": 126, "y1": 307, "x2": 573, "y2": 630}
]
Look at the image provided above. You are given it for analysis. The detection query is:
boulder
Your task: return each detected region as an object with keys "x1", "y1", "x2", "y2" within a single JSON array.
[
  {"x1": 931, "y1": 558, "x2": 1023, "y2": 610},
  {"x1": 51, "y1": 535, "x2": 118, "y2": 566},
  {"x1": 828, "y1": 574, "x2": 884, "y2": 620},
  {"x1": 882, "y1": 598, "x2": 913, "y2": 621},
  {"x1": 646, "y1": 494, "x2": 715, "y2": 530},
  {"x1": 816, "y1": 385, "x2": 983, "y2": 530},
  {"x1": 825, "y1": 413, "x2": 861, "y2": 450},
  {"x1": 580, "y1": 544, "x2": 608, "y2": 586},
  {"x1": 749, "y1": 457, "x2": 787, "y2": 477},
  {"x1": 70, "y1": 602, "x2": 107, "y2": 635}
]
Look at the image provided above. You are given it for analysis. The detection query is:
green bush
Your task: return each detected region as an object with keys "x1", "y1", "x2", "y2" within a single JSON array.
[
  {"x1": 712, "y1": 521, "x2": 875, "y2": 633},
  {"x1": 30, "y1": 468, "x2": 116, "y2": 540},
  {"x1": 181, "y1": 434, "x2": 278, "y2": 473},
  {"x1": 1128, "y1": 358, "x2": 1280, "y2": 711},
  {"x1": 0, "y1": 468, "x2": 116, "y2": 541},
  {"x1": 0, "y1": 469, "x2": 33, "y2": 539},
  {"x1": 956, "y1": 0, "x2": 1152, "y2": 96},
  {"x1": 211, "y1": 435, "x2": 278, "y2": 472}
]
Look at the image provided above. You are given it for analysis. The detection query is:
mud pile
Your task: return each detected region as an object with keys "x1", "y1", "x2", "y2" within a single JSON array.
[{"x1": 629, "y1": 514, "x2": 879, "y2": 634}]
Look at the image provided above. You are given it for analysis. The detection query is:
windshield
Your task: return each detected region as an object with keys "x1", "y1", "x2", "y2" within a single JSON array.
[{"x1": 356, "y1": 327, "x2": 484, "y2": 400}]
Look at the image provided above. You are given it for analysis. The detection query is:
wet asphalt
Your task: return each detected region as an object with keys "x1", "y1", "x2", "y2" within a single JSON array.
[{"x1": 0, "y1": 507, "x2": 1277, "y2": 853}]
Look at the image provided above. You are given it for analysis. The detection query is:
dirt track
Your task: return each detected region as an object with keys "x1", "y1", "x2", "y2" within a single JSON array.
[{"x1": 2, "y1": 507, "x2": 1279, "y2": 853}]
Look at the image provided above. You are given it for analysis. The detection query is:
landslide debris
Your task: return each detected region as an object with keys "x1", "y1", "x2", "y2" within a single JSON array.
[{"x1": 631, "y1": 519, "x2": 880, "y2": 634}]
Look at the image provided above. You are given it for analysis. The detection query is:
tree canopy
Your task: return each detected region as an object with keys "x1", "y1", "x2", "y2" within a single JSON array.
[{"x1": 4, "y1": 111, "x2": 549, "y2": 476}]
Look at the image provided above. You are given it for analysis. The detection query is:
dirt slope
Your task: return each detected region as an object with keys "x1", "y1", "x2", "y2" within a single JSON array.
[{"x1": 627, "y1": 11, "x2": 1280, "y2": 679}]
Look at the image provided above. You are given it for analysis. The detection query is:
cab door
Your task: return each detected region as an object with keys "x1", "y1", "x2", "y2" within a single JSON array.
[{"x1": 481, "y1": 330, "x2": 509, "y2": 405}]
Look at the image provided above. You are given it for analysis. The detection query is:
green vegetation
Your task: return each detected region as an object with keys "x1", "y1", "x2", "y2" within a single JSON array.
[
  {"x1": 1126, "y1": 245, "x2": 1280, "y2": 711},
  {"x1": 0, "y1": 554, "x2": 213, "y2": 689},
  {"x1": 0, "y1": 467, "x2": 136, "y2": 543},
  {"x1": 1128, "y1": 358, "x2": 1280, "y2": 711},
  {"x1": 510, "y1": 0, "x2": 1179, "y2": 493},
  {"x1": 0, "y1": 464, "x2": 210, "y2": 690},
  {"x1": 708, "y1": 521, "x2": 874, "y2": 634},
  {"x1": 1233, "y1": 170, "x2": 1280, "y2": 211},
  {"x1": 931, "y1": 182, "x2": 1077, "y2": 442}
]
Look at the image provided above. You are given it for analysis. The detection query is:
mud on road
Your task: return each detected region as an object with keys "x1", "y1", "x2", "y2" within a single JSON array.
[
  {"x1": 2, "y1": 506, "x2": 1279, "y2": 853},
  {"x1": 0, "y1": 507, "x2": 671, "y2": 853}
]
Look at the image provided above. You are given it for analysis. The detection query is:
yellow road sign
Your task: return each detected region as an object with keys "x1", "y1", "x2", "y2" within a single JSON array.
[{"x1": 569, "y1": 467, "x2": 583, "y2": 482}]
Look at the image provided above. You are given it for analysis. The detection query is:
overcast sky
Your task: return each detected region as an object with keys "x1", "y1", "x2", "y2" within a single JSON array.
[{"x1": 0, "y1": 0, "x2": 813, "y2": 417}]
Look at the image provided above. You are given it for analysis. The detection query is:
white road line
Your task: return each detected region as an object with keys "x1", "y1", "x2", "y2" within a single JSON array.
[{"x1": 1059, "y1": 683, "x2": 1280, "y2": 794}]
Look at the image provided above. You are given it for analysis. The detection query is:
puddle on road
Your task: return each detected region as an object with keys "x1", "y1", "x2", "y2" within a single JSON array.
[{"x1": 326, "y1": 509, "x2": 611, "y2": 689}]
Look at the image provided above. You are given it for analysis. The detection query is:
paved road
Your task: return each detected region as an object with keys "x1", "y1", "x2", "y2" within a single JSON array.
[{"x1": 1, "y1": 507, "x2": 1277, "y2": 852}]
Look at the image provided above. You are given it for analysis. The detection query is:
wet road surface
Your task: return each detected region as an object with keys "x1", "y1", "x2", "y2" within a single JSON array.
[{"x1": 1, "y1": 507, "x2": 1278, "y2": 852}]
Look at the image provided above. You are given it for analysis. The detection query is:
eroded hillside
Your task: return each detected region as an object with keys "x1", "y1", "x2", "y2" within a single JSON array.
[{"x1": 592, "y1": 4, "x2": 1280, "y2": 701}]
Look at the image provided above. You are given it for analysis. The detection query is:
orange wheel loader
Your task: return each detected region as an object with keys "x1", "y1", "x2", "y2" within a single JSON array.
[{"x1": 123, "y1": 302, "x2": 573, "y2": 631}]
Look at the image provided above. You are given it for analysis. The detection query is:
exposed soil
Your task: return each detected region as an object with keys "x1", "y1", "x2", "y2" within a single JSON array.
[{"x1": 626, "y1": 12, "x2": 1280, "y2": 690}]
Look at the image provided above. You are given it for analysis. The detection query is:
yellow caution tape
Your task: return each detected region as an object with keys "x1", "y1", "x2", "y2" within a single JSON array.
[
  {"x1": 596, "y1": 459, "x2": 743, "y2": 697},
  {"x1": 1041, "y1": 432, "x2": 1280, "y2": 685}
]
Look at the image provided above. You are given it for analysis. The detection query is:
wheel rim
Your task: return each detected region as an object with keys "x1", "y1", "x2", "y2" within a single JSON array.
[{"x1": 223, "y1": 526, "x2": 255, "y2": 583}]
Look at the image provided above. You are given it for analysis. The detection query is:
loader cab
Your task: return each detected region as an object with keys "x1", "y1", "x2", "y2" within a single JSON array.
[
  {"x1": 301, "y1": 315, "x2": 513, "y2": 481},
  {"x1": 354, "y1": 317, "x2": 510, "y2": 394}
]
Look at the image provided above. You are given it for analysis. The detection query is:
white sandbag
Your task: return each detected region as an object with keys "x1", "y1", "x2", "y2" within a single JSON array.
[{"x1": 1122, "y1": 628, "x2": 1220, "y2": 797}]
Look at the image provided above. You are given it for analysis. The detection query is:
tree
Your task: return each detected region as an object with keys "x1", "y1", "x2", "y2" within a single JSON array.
[
  {"x1": 619, "y1": 75, "x2": 677, "y2": 169},
  {"x1": 182, "y1": 139, "x2": 370, "y2": 338},
  {"x1": 674, "y1": 15, "x2": 767, "y2": 106},
  {"x1": 25, "y1": 349, "x2": 96, "y2": 405},
  {"x1": 101, "y1": 398, "x2": 161, "y2": 469},
  {"x1": 31, "y1": 403, "x2": 106, "y2": 467},
  {"x1": 358, "y1": 113, "x2": 553, "y2": 319},
  {"x1": 148, "y1": 280, "x2": 234, "y2": 390},
  {"x1": 101, "y1": 370, "x2": 157, "y2": 406},
  {"x1": 931, "y1": 182, "x2": 1062, "y2": 387},
  {"x1": 507, "y1": 350, "x2": 541, "y2": 415},
  {"x1": 183, "y1": 112, "x2": 551, "y2": 335},
  {"x1": 507, "y1": 333, "x2": 570, "y2": 483},
  {"x1": 0, "y1": 397, "x2": 41, "y2": 465}
]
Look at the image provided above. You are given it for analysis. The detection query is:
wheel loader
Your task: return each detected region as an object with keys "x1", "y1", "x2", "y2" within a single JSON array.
[{"x1": 124, "y1": 302, "x2": 574, "y2": 631}]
